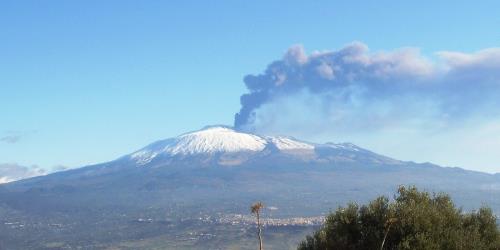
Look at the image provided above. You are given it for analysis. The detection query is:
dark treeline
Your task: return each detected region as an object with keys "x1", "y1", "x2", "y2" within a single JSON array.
[{"x1": 298, "y1": 186, "x2": 500, "y2": 250}]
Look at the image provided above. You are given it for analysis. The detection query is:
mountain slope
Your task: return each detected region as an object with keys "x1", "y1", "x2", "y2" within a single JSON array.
[
  {"x1": 126, "y1": 126, "x2": 398, "y2": 167},
  {"x1": 0, "y1": 126, "x2": 499, "y2": 249}
]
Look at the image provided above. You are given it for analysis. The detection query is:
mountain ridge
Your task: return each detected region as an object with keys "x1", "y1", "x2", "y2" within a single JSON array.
[
  {"x1": 1, "y1": 125, "x2": 500, "y2": 249},
  {"x1": 126, "y1": 125, "x2": 395, "y2": 167}
]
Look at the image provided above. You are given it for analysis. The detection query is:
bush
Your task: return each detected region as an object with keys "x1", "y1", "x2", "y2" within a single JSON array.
[{"x1": 298, "y1": 186, "x2": 500, "y2": 250}]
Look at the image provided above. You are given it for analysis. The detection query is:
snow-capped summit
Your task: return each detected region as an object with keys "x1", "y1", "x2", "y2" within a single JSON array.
[
  {"x1": 130, "y1": 126, "x2": 316, "y2": 164},
  {"x1": 161, "y1": 126, "x2": 267, "y2": 154},
  {"x1": 128, "y1": 125, "x2": 388, "y2": 166},
  {"x1": 265, "y1": 136, "x2": 315, "y2": 151},
  {"x1": 130, "y1": 126, "x2": 267, "y2": 164}
]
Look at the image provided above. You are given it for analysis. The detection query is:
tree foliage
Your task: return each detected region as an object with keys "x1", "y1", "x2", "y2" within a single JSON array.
[{"x1": 298, "y1": 186, "x2": 500, "y2": 250}]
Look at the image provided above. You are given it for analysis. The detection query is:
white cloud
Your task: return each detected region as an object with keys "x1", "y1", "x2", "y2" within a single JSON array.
[
  {"x1": 438, "y1": 48, "x2": 500, "y2": 68},
  {"x1": 283, "y1": 44, "x2": 308, "y2": 65},
  {"x1": 316, "y1": 62, "x2": 335, "y2": 80},
  {"x1": 0, "y1": 163, "x2": 47, "y2": 184}
]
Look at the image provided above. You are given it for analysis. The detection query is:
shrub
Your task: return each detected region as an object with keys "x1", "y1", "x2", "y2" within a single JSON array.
[{"x1": 298, "y1": 186, "x2": 500, "y2": 250}]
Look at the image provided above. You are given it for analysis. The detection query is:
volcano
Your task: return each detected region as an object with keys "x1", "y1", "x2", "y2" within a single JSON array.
[{"x1": 0, "y1": 126, "x2": 499, "y2": 249}]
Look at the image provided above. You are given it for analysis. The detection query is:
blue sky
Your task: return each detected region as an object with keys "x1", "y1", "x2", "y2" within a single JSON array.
[{"x1": 1, "y1": 1, "x2": 500, "y2": 172}]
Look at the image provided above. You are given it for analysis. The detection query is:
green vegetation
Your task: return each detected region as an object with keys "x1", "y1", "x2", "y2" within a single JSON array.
[{"x1": 298, "y1": 186, "x2": 500, "y2": 250}]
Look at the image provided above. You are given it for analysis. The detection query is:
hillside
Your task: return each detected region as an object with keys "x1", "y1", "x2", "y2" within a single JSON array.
[{"x1": 0, "y1": 126, "x2": 499, "y2": 249}]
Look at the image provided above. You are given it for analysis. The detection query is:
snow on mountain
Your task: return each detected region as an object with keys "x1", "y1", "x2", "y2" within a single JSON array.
[
  {"x1": 322, "y1": 142, "x2": 362, "y2": 151},
  {"x1": 130, "y1": 126, "x2": 267, "y2": 164},
  {"x1": 164, "y1": 126, "x2": 267, "y2": 154},
  {"x1": 266, "y1": 136, "x2": 315, "y2": 151},
  {"x1": 128, "y1": 126, "x2": 374, "y2": 165}
]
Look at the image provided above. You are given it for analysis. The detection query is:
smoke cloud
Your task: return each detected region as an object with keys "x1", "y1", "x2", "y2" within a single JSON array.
[{"x1": 234, "y1": 42, "x2": 500, "y2": 135}]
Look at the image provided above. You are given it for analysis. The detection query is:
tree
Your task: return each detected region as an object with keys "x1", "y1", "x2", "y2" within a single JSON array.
[
  {"x1": 251, "y1": 201, "x2": 264, "y2": 250},
  {"x1": 298, "y1": 186, "x2": 500, "y2": 250}
]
